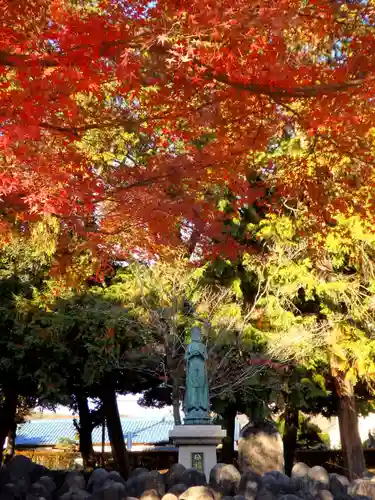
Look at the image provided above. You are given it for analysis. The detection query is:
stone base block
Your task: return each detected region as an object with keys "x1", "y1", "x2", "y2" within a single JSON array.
[{"x1": 169, "y1": 425, "x2": 226, "y2": 481}]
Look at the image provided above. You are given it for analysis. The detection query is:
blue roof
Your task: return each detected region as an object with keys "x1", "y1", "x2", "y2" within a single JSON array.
[
  {"x1": 16, "y1": 418, "x2": 175, "y2": 447},
  {"x1": 16, "y1": 417, "x2": 242, "y2": 448}
]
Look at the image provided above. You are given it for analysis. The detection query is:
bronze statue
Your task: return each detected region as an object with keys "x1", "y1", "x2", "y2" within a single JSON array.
[{"x1": 184, "y1": 326, "x2": 210, "y2": 425}]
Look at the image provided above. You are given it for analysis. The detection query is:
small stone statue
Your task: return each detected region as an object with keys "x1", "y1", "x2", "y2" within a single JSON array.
[
  {"x1": 184, "y1": 326, "x2": 210, "y2": 425},
  {"x1": 365, "y1": 429, "x2": 375, "y2": 448}
]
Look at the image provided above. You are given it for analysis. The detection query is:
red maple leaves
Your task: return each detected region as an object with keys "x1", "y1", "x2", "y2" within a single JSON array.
[{"x1": 0, "y1": 0, "x2": 375, "y2": 262}]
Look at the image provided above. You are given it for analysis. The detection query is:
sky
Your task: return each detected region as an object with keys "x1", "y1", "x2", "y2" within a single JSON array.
[{"x1": 40, "y1": 394, "x2": 174, "y2": 419}]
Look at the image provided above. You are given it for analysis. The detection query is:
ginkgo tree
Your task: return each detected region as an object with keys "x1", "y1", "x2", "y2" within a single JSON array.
[
  {"x1": 2, "y1": 0, "x2": 375, "y2": 263},
  {"x1": 246, "y1": 213, "x2": 375, "y2": 480}
]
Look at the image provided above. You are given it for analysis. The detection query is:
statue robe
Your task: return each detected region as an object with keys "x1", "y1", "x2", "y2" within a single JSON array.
[{"x1": 184, "y1": 340, "x2": 209, "y2": 415}]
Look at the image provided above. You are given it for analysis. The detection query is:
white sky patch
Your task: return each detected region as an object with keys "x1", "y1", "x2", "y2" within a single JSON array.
[{"x1": 38, "y1": 394, "x2": 174, "y2": 419}]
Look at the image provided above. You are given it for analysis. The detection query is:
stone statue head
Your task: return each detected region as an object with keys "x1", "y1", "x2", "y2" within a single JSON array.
[{"x1": 190, "y1": 326, "x2": 202, "y2": 342}]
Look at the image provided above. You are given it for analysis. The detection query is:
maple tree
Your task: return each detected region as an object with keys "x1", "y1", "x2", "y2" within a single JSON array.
[{"x1": 2, "y1": 0, "x2": 375, "y2": 262}]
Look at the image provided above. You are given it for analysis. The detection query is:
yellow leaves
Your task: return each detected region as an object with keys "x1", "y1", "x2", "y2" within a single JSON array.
[
  {"x1": 326, "y1": 320, "x2": 375, "y2": 386},
  {"x1": 313, "y1": 373, "x2": 326, "y2": 390},
  {"x1": 276, "y1": 263, "x2": 313, "y2": 295},
  {"x1": 330, "y1": 343, "x2": 347, "y2": 362},
  {"x1": 345, "y1": 367, "x2": 358, "y2": 385},
  {"x1": 354, "y1": 357, "x2": 367, "y2": 377},
  {"x1": 29, "y1": 217, "x2": 59, "y2": 257},
  {"x1": 316, "y1": 280, "x2": 351, "y2": 296},
  {"x1": 211, "y1": 302, "x2": 242, "y2": 325},
  {"x1": 324, "y1": 216, "x2": 375, "y2": 274},
  {"x1": 258, "y1": 215, "x2": 296, "y2": 241},
  {"x1": 77, "y1": 127, "x2": 139, "y2": 168},
  {"x1": 232, "y1": 277, "x2": 243, "y2": 299}
]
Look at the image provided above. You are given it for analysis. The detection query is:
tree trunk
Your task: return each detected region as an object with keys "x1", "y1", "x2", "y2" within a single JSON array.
[
  {"x1": 221, "y1": 405, "x2": 236, "y2": 464},
  {"x1": 283, "y1": 407, "x2": 299, "y2": 476},
  {"x1": 101, "y1": 387, "x2": 129, "y2": 479},
  {"x1": 172, "y1": 399, "x2": 181, "y2": 426},
  {"x1": 334, "y1": 374, "x2": 366, "y2": 480},
  {"x1": 101, "y1": 415, "x2": 106, "y2": 467},
  {"x1": 76, "y1": 391, "x2": 95, "y2": 468},
  {"x1": 5, "y1": 421, "x2": 16, "y2": 461},
  {"x1": 172, "y1": 374, "x2": 181, "y2": 425},
  {"x1": 165, "y1": 314, "x2": 183, "y2": 427},
  {"x1": 0, "y1": 389, "x2": 18, "y2": 464}
]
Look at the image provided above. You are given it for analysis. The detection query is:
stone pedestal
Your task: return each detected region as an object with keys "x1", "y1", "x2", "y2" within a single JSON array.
[{"x1": 169, "y1": 425, "x2": 226, "y2": 481}]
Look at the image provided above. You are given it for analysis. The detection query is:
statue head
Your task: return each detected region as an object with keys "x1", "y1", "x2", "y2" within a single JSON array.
[{"x1": 190, "y1": 326, "x2": 202, "y2": 342}]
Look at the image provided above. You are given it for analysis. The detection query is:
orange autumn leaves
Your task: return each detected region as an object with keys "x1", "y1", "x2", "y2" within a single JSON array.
[{"x1": 1, "y1": 0, "x2": 375, "y2": 262}]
